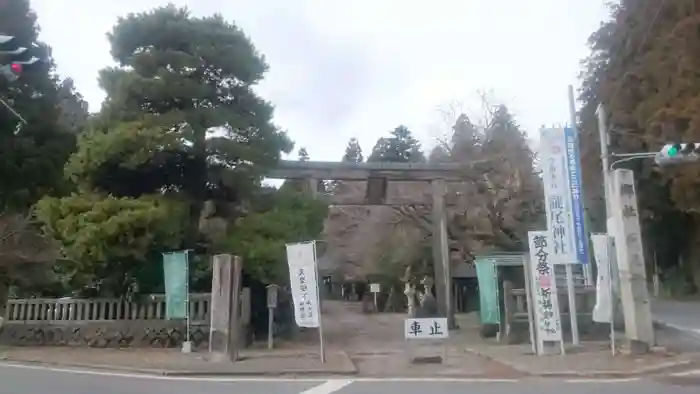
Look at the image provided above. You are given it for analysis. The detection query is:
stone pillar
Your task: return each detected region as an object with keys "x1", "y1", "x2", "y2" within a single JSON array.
[
  {"x1": 610, "y1": 169, "x2": 654, "y2": 349},
  {"x1": 209, "y1": 254, "x2": 234, "y2": 361}
]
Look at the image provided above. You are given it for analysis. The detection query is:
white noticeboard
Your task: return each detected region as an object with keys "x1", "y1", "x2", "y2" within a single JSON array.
[
  {"x1": 286, "y1": 241, "x2": 321, "y2": 328},
  {"x1": 404, "y1": 318, "x2": 449, "y2": 339},
  {"x1": 539, "y1": 127, "x2": 589, "y2": 265},
  {"x1": 370, "y1": 283, "x2": 380, "y2": 293},
  {"x1": 527, "y1": 231, "x2": 564, "y2": 353}
]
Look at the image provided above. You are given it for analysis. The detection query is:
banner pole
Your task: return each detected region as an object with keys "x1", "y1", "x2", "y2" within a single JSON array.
[
  {"x1": 312, "y1": 241, "x2": 326, "y2": 363},
  {"x1": 183, "y1": 250, "x2": 192, "y2": 353},
  {"x1": 607, "y1": 237, "x2": 616, "y2": 356}
]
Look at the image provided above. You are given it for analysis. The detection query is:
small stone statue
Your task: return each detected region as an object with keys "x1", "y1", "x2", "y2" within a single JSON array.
[
  {"x1": 420, "y1": 276, "x2": 433, "y2": 299},
  {"x1": 404, "y1": 283, "x2": 416, "y2": 317},
  {"x1": 416, "y1": 276, "x2": 438, "y2": 318}
]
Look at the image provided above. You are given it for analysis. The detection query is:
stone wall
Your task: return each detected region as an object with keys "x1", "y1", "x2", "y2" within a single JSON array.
[
  {"x1": 0, "y1": 291, "x2": 253, "y2": 348},
  {"x1": 0, "y1": 321, "x2": 211, "y2": 348}
]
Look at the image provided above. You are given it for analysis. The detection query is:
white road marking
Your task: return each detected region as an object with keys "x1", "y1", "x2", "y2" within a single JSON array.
[
  {"x1": 670, "y1": 369, "x2": 700, "y2": 377},
  {"x1": 564, "y1": 378, "x2": 640, "y2": 383},
  {"x1": 354, "y1": 377, "x2": 518, "y2": 382},
  {"x1": 300, "y1": 379, "x2": 354, "y2": 394}
]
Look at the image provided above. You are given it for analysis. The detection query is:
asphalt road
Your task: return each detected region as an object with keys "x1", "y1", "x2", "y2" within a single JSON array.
[
  {"x1": 0, "y1": 364, "x2": 699, "y2": 394},
  {"x1": 653, "y1": 299, "x2": 700, "y2": 339}
]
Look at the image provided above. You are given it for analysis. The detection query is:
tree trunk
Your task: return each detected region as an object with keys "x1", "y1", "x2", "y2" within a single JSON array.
[
  {"x1": 0, "y1": 273, "x2": 8, "y2": 325},
  {"x1": 682, "y1": 219, "x2": 700, "y2": 295},
  {"x1": 188, "y1": 126, "x2": 208, "y2": 250}
]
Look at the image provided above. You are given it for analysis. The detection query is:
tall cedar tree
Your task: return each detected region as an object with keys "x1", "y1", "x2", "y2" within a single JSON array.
[
  {"x1": 578, "y1": 0, "x2": 700, "y2": 291},
  {"x1": 368, "y1": 125, "x2": 425, "y2": 163}
]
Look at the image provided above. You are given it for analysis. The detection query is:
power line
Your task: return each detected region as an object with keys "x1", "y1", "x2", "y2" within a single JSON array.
[{"x1": 0, "y1": 96, "x2": 27, "y2": 125}]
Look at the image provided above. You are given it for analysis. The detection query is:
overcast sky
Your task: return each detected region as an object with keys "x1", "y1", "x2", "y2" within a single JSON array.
[{"x1": 32, "y1": 0, "x2": 611, "y2": 161}]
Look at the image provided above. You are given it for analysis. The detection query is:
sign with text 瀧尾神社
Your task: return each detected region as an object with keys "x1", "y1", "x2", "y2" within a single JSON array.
[{"x1": 539, "y1": 127, "x2": 589, "y2": 265}]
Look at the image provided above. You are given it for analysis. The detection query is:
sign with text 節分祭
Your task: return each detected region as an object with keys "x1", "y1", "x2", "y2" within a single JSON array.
[
  {"x1": 527, "y1": 231, "x2": 563, "y2": 353},
  {"x1": 539, "y1": 127, "x2": 589, "y2": 265}
]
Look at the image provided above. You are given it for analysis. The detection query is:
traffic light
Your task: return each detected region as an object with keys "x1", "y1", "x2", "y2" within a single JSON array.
[
  {"x1": 0, "y1": 34, "x2": 41, "y2": 82},
  {"x1": 655, "y1": 143, "x2": 700, "y2": 165}
]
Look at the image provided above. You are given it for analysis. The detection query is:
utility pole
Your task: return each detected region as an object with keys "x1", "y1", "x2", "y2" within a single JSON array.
[{"x1": 596, "y1": 104, "x2": 613, "y2": 218}]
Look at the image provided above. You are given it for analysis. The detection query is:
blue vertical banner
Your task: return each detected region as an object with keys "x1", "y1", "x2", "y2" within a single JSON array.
[
  {"x1": 563, "y1": 127, "x2": 589, "y2": 265},
  {"x1": 163, "y1": 250, "x2": 189, "y2": 320}
]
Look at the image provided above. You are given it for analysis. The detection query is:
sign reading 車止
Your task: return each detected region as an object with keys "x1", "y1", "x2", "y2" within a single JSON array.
[
  {"x1": 404, "y1": 317, "x2": 449, "y2": 339},
  {"x1": 528, "y1": 231, "x2": 563, "y2": 348},
  {"x1": 539, "y1": 127, "x2": 589, "y2": 265},
  {"x1": 286, "y1": 241, "x2": 321, "y2": 328}
]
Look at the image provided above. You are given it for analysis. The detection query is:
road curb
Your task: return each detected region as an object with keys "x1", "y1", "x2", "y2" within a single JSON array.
[
  {"x1": 0, "y1": 357, "x2": 170, "y2": 375},
  {"x1": 0, "y1": 356, "x2": 359, "y2": 377},
  {"x1": 464, "y1": 347, "x2": 697, "y2": 378},
  {"x1": 654, "y1": 320, "x2": 700, "y2": 343},
  {"x1": 525, "y1": 359, "x2": 696, "y2": 378}
]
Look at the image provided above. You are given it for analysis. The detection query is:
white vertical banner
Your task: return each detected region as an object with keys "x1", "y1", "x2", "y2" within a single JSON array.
[
  {"x1": 528, "y1": 231, "x2": 564, "y2": 353},
  {"x1": 286, "y1": 241, "x2": 321, "y2": 328},
  {"x1": 539, "y1": 127, "x2": 589, "y2": 265},
  {"x1": 591, "y1": 234, "x2": 613, "y2": 323}
]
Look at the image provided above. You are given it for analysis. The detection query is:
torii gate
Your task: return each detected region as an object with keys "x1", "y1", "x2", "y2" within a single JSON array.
[{"x1": 267, "y1": 160, "x2": 488, "y2": 328}]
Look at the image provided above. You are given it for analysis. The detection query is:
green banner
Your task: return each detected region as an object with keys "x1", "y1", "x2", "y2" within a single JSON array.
[
  {"x1": 163, "y1": 251, "x2": 189, "y2": 320},
  {"x1": 475, "y1": 259, "x2": 500, "y2": 324}
]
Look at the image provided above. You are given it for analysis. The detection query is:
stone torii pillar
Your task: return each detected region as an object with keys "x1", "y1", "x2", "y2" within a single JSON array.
[
  {"x1": 431, "y1": 178, "x2": 454, "y2": 328},
  {"x1": 307, "y1": 178, "x2": 320, "y2": 199}
]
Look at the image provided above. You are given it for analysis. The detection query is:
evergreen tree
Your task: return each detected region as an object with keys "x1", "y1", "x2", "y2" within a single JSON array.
[
  {"x1": 578, "y1": 0, "x2": 700, "y2": 292},
  {"x1": 36, "y1": 5, "x2": 294, "y2": 295},
  {"x1": 0, "y1": 0, "x2": 82, "y2": 307},
  {"x1": 67, "y1": 5, "x2": 291, "y2": 248},
  {"x1": 0, "y1": 0, "x2": 76, "y2": 211},
  {"x1": 450, "y1": 114, "x2": 482, "y2": 162},
  {"x1": 298, "y1": 147, "x2": 310, "y2": 162},
  {"x1": 342, "y1": 137, "x2": 364, "y2": 163},
  {"x1": 368, "y1": 125, "x2": 425, "y2": 163}
]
